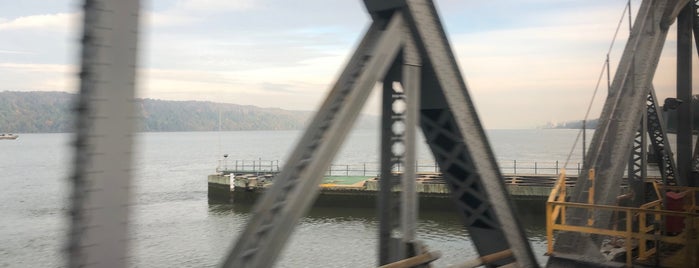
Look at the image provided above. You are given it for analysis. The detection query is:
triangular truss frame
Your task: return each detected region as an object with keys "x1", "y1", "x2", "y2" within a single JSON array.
[
  {"x1": 549, "y1": 0, "x2": 697, "y2": 266},
  {"x1": 221, "y1": 0, "x2": 538, "y2": 267}
]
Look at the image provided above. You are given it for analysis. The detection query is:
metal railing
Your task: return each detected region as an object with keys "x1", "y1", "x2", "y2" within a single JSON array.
[
  {"x1": 499, "y1": 160, "x2": 581, "y2": 175},
  {"x1": 219, "y1": 159, "x2": 583, "y2": 177},
  {"x1": 546, "y1": 171, "x2": 699, "y2": 267},
  {"x1": 218, "y1": 159, "x2": 281, "y2": 174}
]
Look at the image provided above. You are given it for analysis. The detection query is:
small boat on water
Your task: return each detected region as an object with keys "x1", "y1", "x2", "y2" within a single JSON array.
[{"x1": 0, "y1": 134, "x2": 18, "y2": 140}]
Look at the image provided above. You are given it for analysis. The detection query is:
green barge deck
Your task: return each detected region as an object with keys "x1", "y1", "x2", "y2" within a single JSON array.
[{"x1": 207, "y1": 172, "x2": 581, "y2": 212}]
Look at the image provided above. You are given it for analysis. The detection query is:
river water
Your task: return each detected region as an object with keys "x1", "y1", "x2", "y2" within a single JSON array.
[{"x1": 0, "y1": 129, "x2": 590, "y2": 267}]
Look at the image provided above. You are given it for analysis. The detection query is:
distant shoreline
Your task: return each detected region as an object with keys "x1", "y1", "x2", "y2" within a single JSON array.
[{"x1": 0, "y1": 91, "x2": 383, "y2": 133}]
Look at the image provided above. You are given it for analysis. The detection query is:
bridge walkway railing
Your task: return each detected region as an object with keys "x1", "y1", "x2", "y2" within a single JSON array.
[
  {"x1": 547, "y1": 171, "x2": 699, "y2": 267},
  {"x1": 217, "y1": 159, "x2": 582, "y2": 177}
]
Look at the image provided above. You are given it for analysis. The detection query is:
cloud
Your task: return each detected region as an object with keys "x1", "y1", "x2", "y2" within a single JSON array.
[
  {"x1": 260, "y1": 82, "x2": 296, "y2": 93},
  {"x1": 2, "y1": 0, "x2": 692, "y2": 129},
  {"x1": 450, "y1": 23, "x2": 619, "y2": 95},
  {"x1": 0, "y1": 63, "x2": 77, "y2": 91},
  {"x1": 0, "y1": 49, "x2": 33, "y2": 55},
  {"x1": 0, "y1": 12, "x2": 77, "y2": 31},
  {"x1": 0, "y1": 62, "x2": 73, "y2": 73},
  {"x1": 173, "y1": 0, "x2": 257, "y2": 13},
  {"x1": 143, "y1": 11, "x2": 194, "y2": 28}
]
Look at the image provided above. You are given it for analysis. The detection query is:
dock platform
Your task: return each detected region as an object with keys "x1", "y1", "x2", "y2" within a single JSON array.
[
  {"x1": 208, "y1": 159, "x2": 658, "y2": 211},
  {"x1": 208, "y1": 172, "x2": 582, "y2": 212}
]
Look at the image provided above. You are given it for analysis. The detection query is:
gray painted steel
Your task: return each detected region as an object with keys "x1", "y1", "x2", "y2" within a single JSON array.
[
  {"x1": 64, "y1": 0, "x2": 698, "y2": 267},
  {"x1": 379, "y1": 61, "x2": 405, "y2": 264},
  {"x1": 693, "y1": 0, "x2": 699, "y2": 178},
  {"x1": 403, "y1": 0, "x2": 538, "y2": 266},
  {"x1": 629, "y1": 88, "x2": 679, "y2": 206},
  {"x1": 628, "y1": 111, "x2": 647, "y2": 207},
  {"x1": 221, "y1": 14, "x2": 405, "y2": 268},
  {"x1": 677, "y1": 3, "x2": 694, "y2": 186},
  {"x1": 401, "y1": 36, "x2": 421, "y2": 245},
  {"x1": 68, "y1": 0, "x2": 141, "y2": 267},
  {"x1": 548, "y1": 1, "x2": 690, "y2": 266},
  {"x1": 377, "y1": 37, "x2": 421, "y2": 264},
  {"x1": 646, "y1": 88, "x2": 677, "y2": 185},
  {"x1": 224, "y1": 1, "x2": 538, "y2": 267},
  {"x1": 694, "y1": 0, "x2": 699, "y2": 48}
]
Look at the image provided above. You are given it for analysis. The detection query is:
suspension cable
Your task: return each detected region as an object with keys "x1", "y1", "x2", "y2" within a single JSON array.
[{"x1": 564, "y1": 0, "x2": 632, "y2": 170}]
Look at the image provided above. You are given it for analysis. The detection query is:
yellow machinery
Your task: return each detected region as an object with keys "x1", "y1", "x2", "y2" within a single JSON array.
[{"x1": 547, "y1": 170, "x2": 699, "y2": 267}]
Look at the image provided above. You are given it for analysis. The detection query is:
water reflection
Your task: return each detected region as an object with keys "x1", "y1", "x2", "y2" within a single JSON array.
[
  {"x1": 209, "y1": 199, "x2": 546, "y2": 233},
  {"x1": 207, "y1": 200, "x2": 550, "y2": 266}
]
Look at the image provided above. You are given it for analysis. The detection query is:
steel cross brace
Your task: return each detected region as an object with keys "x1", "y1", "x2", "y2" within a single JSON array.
[
  {"x1": 223, "y1": 0, "x2": 539, "y2": 267},
  {"x1": 645, "y1": 87, "x2": 677, "y2": 185},
  {"x1": 628, "y1": 87, "x2": 679, "y2": 206},
  {"x1": 628, "y1": 109, "x2": 647, "y2": 207},
  {"x1": 548, "y1": 0, "x2": 690, "y2": 266}
]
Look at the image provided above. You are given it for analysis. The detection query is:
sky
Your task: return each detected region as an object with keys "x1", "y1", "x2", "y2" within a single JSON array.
[{"x1": 0, "y1": 0, "x2": 697, "y2": 129}]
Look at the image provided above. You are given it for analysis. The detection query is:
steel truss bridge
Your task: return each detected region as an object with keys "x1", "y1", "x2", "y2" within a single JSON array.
[{"x1": 65, "y1": 0, "x2": 699, "y2": 267}]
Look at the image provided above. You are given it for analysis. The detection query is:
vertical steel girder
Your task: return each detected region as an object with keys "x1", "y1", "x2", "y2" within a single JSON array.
[
  {"x1": 378, "y1": 36, "x2": 421, "y2": 265},
  {"x1": 401, "y1": 35, "x2": 421, "y2": 247},
  {"x1": 548, "y1": 1, "x2": 690, "y2": 266},
  {"x1": 694, "y1": 0, "x2": 699, "y2": 180},
  {"x1": 222, "y1": 14, "x2": 404, "y2": 268},
  {"x1": 677, "y1": 1, "x2": 694, "y2": 186},
  {"x1": 68, "y1": 0, "x2": 141, "y2": 267},
  {"x1": 379, "y1": 61, "x2": 408, "y2": 264},
  {"x1": 693, "y1": 0, "x2": 699, "y2": 54},
  {"x1": 378, "y1": 64, "x2": 405, "y2": 265}
]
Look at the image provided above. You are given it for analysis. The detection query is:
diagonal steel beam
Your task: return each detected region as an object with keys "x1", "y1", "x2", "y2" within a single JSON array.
[
  {"x1": 549, "y1": 1, "x2": 690, "y2": 266},
  {"x1": 226, "y1": 1, "x2": 538, "y2": 266},
  {"x1": 576, "y1": 0, "x2": 687, "y2": 219},
  {"x1": 221, "y1": 13, "x2": 405, "y2": 268},
  {"x1": 403, "y1": 0, "x2": 538, "y2": 266}
]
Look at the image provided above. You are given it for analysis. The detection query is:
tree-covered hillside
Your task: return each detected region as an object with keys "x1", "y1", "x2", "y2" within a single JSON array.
[
  {"x1": 0, "y1": 91, "x2": 314, "y2": 133},
  {"x1": 0, "y1": 91, "x2": 73, "y2": 133}
]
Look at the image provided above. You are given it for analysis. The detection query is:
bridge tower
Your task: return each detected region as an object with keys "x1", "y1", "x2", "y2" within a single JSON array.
[{"x1": 547, "y1": 1, "x2": 699, "y2": 267}]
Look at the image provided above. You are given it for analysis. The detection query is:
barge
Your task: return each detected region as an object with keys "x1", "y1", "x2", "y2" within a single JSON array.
[
  {"x1": 207, "y1": 171, "x2": 576, "y2": 212},
  {"x1": 0, "y1": 133, "x2": 18, "y2": 140}
]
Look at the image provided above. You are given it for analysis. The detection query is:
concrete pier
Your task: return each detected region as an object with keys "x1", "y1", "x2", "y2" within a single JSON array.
[{"x1": 207, "y1": 174, "x2": 232, "y2": 201}]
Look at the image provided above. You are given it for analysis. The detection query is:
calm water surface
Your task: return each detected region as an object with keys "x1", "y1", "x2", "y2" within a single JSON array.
[{"x1": 0, "y1": 129, "x2": 588, "y2": 267}]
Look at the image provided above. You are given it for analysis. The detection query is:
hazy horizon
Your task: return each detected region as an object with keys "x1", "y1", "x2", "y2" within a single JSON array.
[{"x1": 1, "y1": 0, "x2": 697, "y2": 129}]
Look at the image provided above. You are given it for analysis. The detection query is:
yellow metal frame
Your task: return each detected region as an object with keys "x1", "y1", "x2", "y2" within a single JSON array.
[{"x1": 546, "y1": 169, "x2": 699, "y2": 267}]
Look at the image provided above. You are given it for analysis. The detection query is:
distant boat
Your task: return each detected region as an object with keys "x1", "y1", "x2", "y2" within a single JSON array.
[{"x1": 0, "y1": 134, "x2": 18, "y2": 140}]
